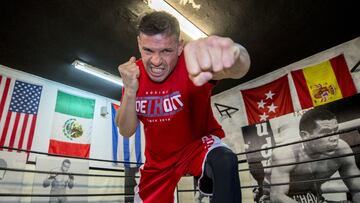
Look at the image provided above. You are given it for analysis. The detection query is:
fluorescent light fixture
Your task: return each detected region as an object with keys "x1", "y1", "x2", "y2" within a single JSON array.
[
  {"x1": 72, "y1": 60, "x2": 123, "y2": 86},
  {"x1": 148, "y1": 0, "x2": 207, "y2": 40}
]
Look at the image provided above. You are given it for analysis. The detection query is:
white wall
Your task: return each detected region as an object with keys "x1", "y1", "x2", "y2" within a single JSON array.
[
  {"x1": 0, "y1": 65, "x2": 133, "y2": 202},
  {"x1": 0, "y1": 65, "x2": 122, "y2": 169}
]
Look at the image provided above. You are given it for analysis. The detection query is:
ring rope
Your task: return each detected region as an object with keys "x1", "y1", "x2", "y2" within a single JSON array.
[
  {"x1": 236, "y1": 127, "x2": 358, "y2": 156},
  {"x1": 1, "y1": 128, "x2": 357, "y2": 165},
  {"x1": 176, "y1": 174, "x2": 360, "y2": 192},
  {"x1": 0, "y1": 166, "x2": 139, "y2": 178},
  {"x1": 0, "y1": 193, "x2": 134, "y2": 197},
  {"x1": 0, "y1": 146, "x2": 143, "y2": 165},
  {"x1": 241, "y1": 174, "x2": 360, "y2": 189},
  {"x1": 238, "y1": 150, "x2": 360, "y2": 172}
]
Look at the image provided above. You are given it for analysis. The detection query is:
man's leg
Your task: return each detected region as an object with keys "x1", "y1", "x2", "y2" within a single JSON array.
[
  {"x1": 134, "y1": 166, "x2": 180, "y2": 203},
  {"x1": 204, "y1": 147, "x2": 241, "y2": 203}
]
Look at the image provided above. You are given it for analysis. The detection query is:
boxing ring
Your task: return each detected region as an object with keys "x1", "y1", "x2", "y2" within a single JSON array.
[{"x1": 0, "y1": 126, "x2": 359, "y2": 202}]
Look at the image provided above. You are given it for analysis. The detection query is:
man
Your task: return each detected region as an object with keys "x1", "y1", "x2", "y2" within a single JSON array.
[
  {"x1": 43, "y1": 159, "x2": 74, "y2": 203},
  {"x1": 116, "y1": 11, "x2": 250, "y2": 203},
  {"x1": 270, "y1": 108, "x2": 360, "y2": 203}
]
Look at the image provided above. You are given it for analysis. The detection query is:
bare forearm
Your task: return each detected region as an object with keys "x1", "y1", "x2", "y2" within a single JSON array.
[
  {"x1": 116, "y1": 90, "x2": 138, "y2": 137},
  {"x1": 212, "y1": 44, "x2": 250, "y2": 80}
]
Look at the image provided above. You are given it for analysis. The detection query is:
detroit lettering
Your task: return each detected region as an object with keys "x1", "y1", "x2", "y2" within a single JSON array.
[{"x1": 136, "y1": 91, "x2": 184, "y2": 117}]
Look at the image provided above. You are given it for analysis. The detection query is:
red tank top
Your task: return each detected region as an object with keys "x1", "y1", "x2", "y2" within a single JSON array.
[{"x1": 124, "y1": 53, "x2": 224, "y2": 169}]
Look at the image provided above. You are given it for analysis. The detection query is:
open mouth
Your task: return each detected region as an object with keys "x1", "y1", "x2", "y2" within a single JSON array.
[
  {"x1": 151, "y1": 67, "x2": 165, "y2": 75},
  {"x1": 149, "y1": 66, "x2": 166, "y2": 78}
]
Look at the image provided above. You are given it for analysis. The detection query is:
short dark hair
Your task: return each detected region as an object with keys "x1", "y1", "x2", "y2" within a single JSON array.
[
  {"x1": 62, "y1": 159, "x2": 71, "y2": 165},
  {"x1": 299, "y1": 108, "x2": 337, "y2": 134},
  {"x1": 138, "y1": 11, "x2": 180, "y2": 39}
]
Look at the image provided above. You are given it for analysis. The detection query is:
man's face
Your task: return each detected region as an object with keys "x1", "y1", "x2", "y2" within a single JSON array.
[
  {"x1": 61, "y1": 161, "x2": 71, "y2": 172},
  {"x1": 305, "y1": 119, "x2": 339, "y2": 156},
  {"x1": 137, "y1": 33, "x2": 183, "y2": 83}
]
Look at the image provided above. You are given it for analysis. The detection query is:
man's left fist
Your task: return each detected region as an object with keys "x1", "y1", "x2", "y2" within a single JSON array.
[{"x1": 184, "y1": 36, "x2": 241, "y2": 86}]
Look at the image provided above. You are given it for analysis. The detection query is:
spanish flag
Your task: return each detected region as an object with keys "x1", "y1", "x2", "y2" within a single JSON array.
[{"x1": 291, "y1": 54, "x2": 356, "y2": 109}]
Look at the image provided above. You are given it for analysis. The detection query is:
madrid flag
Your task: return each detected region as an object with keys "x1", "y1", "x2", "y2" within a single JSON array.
[
  {"x1": 291, "y1": 54, "x2": 356, "y2": 109},
  {"x1": 240, "y1": 75, "x2": 294, "y2": 125},
  {"x1": 48, "y1": 91, "x2": 95, "y2": 158}
]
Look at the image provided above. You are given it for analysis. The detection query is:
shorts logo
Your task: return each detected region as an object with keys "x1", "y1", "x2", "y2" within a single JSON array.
[
  {"x1": 291, "y1": 192, "x2": 318, "y2": 203},
  {"x1": 202, "y1": 135, "x2": 214, "y2": 149}
]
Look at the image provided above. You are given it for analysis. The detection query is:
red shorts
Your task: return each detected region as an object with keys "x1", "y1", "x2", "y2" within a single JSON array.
[{"x1": 134, "y1": 135, "x2": 227, "y2": 203}]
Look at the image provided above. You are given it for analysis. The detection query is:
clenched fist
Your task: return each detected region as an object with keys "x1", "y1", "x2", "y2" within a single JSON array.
[
  {"x1": 184, "y1": 36, "x2": 248, "y2": 86},
  {"x1": 118, "y1": 57, "x2": 140, "y2": 95}
]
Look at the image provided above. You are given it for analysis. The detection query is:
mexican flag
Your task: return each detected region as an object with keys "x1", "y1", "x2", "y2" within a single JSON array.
[{"x1": 48, "y1": 91, "x2": 95, "y2": 158}]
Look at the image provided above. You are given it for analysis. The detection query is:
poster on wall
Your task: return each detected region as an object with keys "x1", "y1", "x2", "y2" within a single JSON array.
[
  {"x1": 242, "y1": 121, "x2": 275, "y2": 203},
  {"x1": 0, "y1": 151, "x2": 27, "y2": 203},
  {"x1": 31, "y1": 156, "x2": 89, "y2": 203},
  {"x1": 242, "y1": 93, "x2": 360, "y2": 203}
]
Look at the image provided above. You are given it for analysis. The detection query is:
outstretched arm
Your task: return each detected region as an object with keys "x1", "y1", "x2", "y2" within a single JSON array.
[{"x1": 184, "y1": 35, "x2": 250, "y2": 86}]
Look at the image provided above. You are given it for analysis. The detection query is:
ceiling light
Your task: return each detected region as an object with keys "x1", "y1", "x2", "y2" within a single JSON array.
[
  {"x1": 147, "y1": 0, "x2": 207, "y2": 40},
  {"x1": 72, "y1": 60, "x2": 123, "y2": 86}
]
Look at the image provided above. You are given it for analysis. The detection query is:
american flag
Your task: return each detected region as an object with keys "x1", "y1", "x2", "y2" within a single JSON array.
[{"x1": 0, "y1": 75, "x2": 42, "y2": 153}]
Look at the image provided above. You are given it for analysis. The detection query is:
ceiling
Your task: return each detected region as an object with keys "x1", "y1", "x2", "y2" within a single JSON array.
[{"x1": 0, "y1": 0, "x2": 359, "y2": 100}]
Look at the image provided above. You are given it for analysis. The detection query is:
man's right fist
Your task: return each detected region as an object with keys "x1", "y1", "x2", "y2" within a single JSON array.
[{"x1": 118, "y1": 57, "x2": 140, "y2": 95}]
